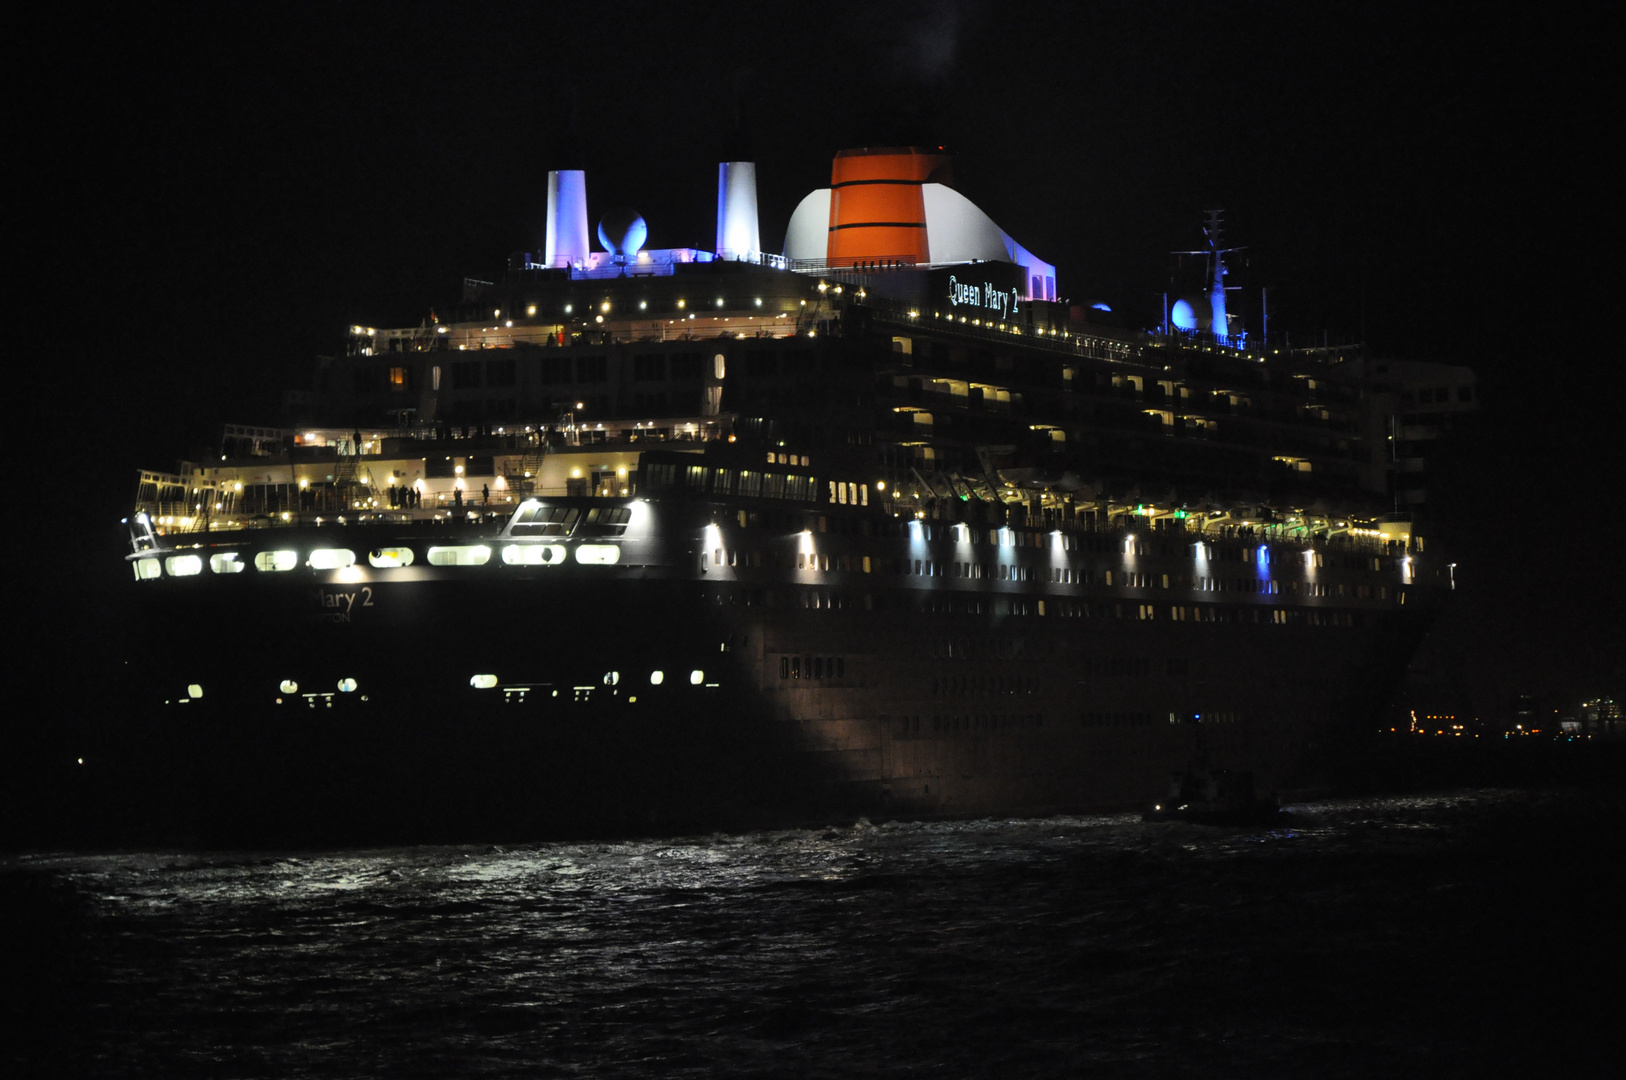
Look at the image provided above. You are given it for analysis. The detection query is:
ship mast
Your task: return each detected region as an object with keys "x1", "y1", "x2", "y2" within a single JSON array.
[{"x1": 1173, "y1": 210, "x2": 1245, "y2": 344}]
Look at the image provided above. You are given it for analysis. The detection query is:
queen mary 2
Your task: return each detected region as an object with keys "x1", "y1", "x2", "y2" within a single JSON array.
[{"x1": 117, "y1": 144, "x2": 1468, "y2": 842}]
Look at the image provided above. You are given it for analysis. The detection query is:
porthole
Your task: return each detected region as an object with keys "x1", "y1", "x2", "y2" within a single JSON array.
[
  {"x1": 308, "y1": 548, "x2": 356, "y2": 570},
  {"x1": 427, "y1": 545, "x2": 492, "y2": 566},
  {"x1": 368, "y1": 547, "x2": 415, "y2": 568},
  {"x1": 254, "y1": 550, "x2": 298, "y2": 572},
  {"x1": 502, "y1": 544, "x2": 566, "y2": 565}
]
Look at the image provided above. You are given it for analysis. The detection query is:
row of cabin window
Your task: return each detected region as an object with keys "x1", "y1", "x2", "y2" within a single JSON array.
[
  {"x1": 929, "y1": 713, "x2": 1045, "y2": 734},
  {"x1": 778, "y1": 656, "x2": 846, "y2": 680},
  {"x1": 724, "y1": 509, "x2": 1396, "y2": 574},
  {"x1": 641, "y1": 463, "x2": 821, "y2": 502},
  {"x1": 706, "y1": 547, "x2": 1384, "y2": 601},
  {"x1": 930, "y1": 674, "x2": 1042, "y2": 697}
]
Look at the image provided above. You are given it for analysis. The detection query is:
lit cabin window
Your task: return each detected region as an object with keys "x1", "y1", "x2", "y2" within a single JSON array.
[
  {"x1": 134, "y1": 559, "x2": 161, "y2": 580},
  {"x1": 427, "y1": 545, "x2": 492, "y2": 566},
  {"x1": 469, "y1": 674, "x2": 498, "y2": 689},
  {"x1": 336, "y1": 678, "x2": 358, "y2": 692},
  {"x1": 187, "y1": 684, "x2": 203, "y2": 699},
  {"x1": 255, "y1": 550, "x2": 299, "y2": 572},
  {"x1": 368, "y1": 547, "x2": 415, "y2": 568},
  {"x1": 575, "y1": 544, "x2": 621, "y2": 565},
  {"x1": 164, "y1": 554, "x2": 203, "y2": 577},
  {"x1": 280, "y1": 679, "x2": 299, "y2": 694},
  {"x1": 210, "y1": 552, "x2": 245, "y2": 574},
  {"x1": 650, "y1": 670, "x2": 665, "y2": 685},
  {"x1": 689, "y1": 670, "x2": 704, "y2": 685},
  {"x1": 501, "y1": 544, "x2": 566, "y2": 565},
  {"x1": 308, "y1": 548, "x2": 356, "y2": 570}
]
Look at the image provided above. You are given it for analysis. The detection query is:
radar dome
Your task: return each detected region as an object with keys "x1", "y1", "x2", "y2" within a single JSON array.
[
  {"x1": 1170, "y1": 298, "x2": 1199, "y2": 332},
  {"x1": 597, "y1": 208, "x2": 647, "y2": 256}
]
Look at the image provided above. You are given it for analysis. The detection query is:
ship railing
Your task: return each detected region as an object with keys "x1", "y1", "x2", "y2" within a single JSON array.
[
  {"x1": 570, "y1": 260, "x2": 680, "y2": 280},
  {"x1": 856, "y1": 296, "x2": 1143, "y2": 365},
  {"x1": 788, "y1": 257, "x2": 918, "y2": 277}
]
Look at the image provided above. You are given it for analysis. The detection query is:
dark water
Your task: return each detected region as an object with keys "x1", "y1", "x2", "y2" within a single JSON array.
[{"x1": 6, "y1": 790, "x2": 1619, "y2": 1078}]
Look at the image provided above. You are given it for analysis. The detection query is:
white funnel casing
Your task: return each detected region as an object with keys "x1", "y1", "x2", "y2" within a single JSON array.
[
  {"x1": 715, "y1": 161, "x2": 760, "y2": 261},
  {"x1": 545, "y1": 170, "x2": 589, "y2": 268}
]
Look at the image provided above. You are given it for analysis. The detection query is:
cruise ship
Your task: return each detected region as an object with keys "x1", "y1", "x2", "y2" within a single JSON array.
[{"x1": 121, "y1": 146, "x2": 1469, "y2": 840}]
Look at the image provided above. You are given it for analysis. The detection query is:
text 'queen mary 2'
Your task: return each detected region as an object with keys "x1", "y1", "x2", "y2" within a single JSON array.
[{"x1": 123, "y1": 146, "x2": 1466, "y2": 842}]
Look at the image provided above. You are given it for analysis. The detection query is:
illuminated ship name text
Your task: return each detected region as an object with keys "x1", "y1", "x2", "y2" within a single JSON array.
[{"x1": 947, "y1": 275, "x2": 1020, "y2": 318}]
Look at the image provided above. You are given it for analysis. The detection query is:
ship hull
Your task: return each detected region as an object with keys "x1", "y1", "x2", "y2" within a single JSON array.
[{"x1": 114, "y1": 508, "x2": 1437, "y2": 844}]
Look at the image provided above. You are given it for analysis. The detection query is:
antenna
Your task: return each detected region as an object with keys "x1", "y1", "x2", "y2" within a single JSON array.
[{"x1": 1172, "y1": 210, "x2": 1246, "y2": 344}]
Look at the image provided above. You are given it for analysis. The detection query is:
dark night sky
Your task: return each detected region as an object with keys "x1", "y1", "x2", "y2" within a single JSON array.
[{"x1": 24, "y1": 1, "x2": 1620, "y2": 717}]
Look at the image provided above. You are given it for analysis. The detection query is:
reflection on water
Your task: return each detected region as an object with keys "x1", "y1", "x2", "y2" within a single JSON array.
[{"x1": 7, "y1": 790, "x2": 1617, "y2": 1078}]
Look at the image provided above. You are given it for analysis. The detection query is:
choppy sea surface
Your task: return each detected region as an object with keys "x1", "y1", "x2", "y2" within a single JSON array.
[{"x1": 6, "y1": 789, "x2": 1619, "y2": 1079}]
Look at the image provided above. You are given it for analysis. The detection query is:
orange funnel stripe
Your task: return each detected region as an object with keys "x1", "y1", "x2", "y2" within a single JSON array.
[{"x1": 827, "y1": 147, "x2": 952, "y2": 265}]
